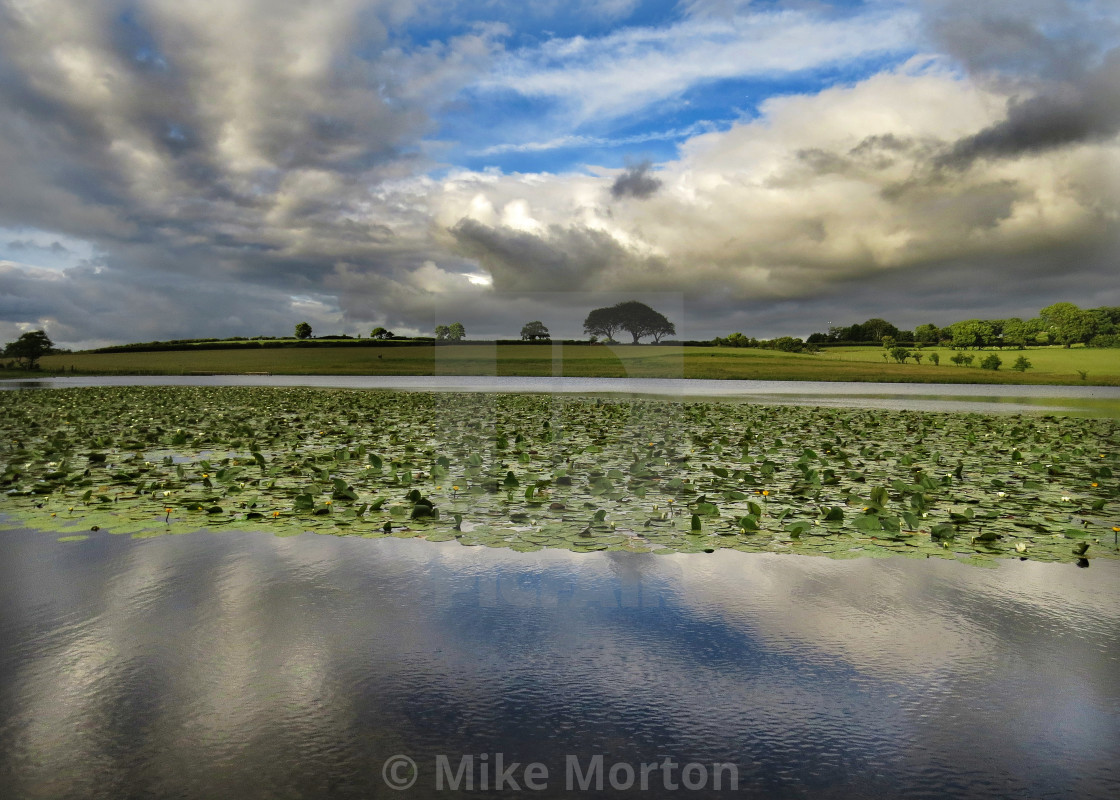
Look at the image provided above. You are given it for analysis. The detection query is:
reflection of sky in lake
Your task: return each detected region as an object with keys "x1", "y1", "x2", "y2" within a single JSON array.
[{"x1": 1, "y1": 528, "x2": 1117, "y2": 798}]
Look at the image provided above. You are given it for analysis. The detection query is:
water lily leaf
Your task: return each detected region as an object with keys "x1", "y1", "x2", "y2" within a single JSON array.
[
  {"x1": 853, "y1": 514, "x2": 882, "y2": 532},
  {"x1": 786, "y1": 520, "x2": 810, "y2": 538}
]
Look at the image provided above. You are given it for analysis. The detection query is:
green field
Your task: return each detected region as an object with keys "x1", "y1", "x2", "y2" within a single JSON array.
[
  {"x1": 23, "y1": 342, "x2": 1119, "y2": 385},
  {"x1": 820, "y1": 345, "x2": 1119, "y2": 384}
]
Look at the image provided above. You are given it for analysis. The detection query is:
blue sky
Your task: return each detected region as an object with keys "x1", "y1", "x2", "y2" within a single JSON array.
[
  {"x1": 430, "y1": 1, "x2": 919, "y2": 174},
  {"x1": 0, "y1": 0, "x2": 1118, "y2": 347}
]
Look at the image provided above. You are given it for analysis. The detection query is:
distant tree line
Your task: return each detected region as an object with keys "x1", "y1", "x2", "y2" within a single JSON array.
[
  {"x1": 807, "y1": 303, "x2": 1120, "y2": 349},
  {"x1": 712, "y1": 333, "x2": 813, "y2": 353}
]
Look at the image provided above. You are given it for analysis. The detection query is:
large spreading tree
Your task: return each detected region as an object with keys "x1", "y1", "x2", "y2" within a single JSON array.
[
  {"x1": 4, "y1": 330, "x2": 54, "y2": 369},
  {"x1": 583, "y1": 301, "x2": 675, "y2": 344}
]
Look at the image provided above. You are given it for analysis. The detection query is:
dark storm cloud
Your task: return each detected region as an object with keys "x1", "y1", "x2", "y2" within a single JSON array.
[
  {"x1": 682, "y1": 233, "x2": 1120, "y2": 340},
  {"x1": 939, "y1": 52, "x2": 1120, "y2": 168},
  {"x1": 450, "y1": 217, "x2": 662, "y2": 292},
  {"x1": 6, "y1": 240, "x2": 71, "y2": 255},
  {"x1": 925, "y1": 0, "x2": 1101, "y2": 81},
  {"x1": 610, "y1": 161, "x2": 663, "y2": 199},
  {"x1": 924, "y1": 1, "x2": 1120, "y2": 168},
  {"x1": 0, "y1": 0, "x2": 500, "y2": 344}
]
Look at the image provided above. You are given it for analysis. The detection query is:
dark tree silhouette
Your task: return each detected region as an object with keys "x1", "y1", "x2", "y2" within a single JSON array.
[
  {"x1": 520, "y1": 321, "x2": 550, "y2": 341},
  {"x1": 583, "y1": 301, "x2": 675, "y2": 344},
  {"x1": 4, "y1": 330, "x2": 54, "y2": 369},
  {"x1": 583, "y1": 307, "x2": 622, "y2": 342}
]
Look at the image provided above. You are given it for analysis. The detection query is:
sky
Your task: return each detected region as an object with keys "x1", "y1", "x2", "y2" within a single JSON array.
[{"x1": 0, "y1": 0, "x2": 1118, "y2": 348}]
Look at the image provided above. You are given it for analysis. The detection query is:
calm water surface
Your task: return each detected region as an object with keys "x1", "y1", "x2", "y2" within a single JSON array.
[
  {"x1": 5, "y1": 374, "x2": 1120, "y2": 415},
  {"x1": 1, "y1": 527, "x2": 1117, "y2": 799}
]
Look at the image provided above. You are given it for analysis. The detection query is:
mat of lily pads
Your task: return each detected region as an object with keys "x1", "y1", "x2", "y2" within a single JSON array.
[{"x1": 1, "y1": 386, "x2": 1117, "y2": 565}]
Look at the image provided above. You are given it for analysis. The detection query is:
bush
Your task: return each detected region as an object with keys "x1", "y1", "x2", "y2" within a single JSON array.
[
  {"x1": 1011, "y1": 356, "x2": 1032, "y2": 372},
  {"x1": 980, "y1": 354, "x2": 1002, "y2": 370}
]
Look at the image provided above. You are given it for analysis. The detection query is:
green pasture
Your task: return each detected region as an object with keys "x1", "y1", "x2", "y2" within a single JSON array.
[
  {"x1": 27, "y1": 342, "x2": 1119, "y2": 384},
  {"x1": 820, "y1": 345, "x2": 1119, "y2": 385}
]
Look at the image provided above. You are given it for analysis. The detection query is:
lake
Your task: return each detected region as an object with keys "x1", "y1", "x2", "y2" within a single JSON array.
[
  {"x1": 5, "y1": 374, "x2": 1120, "y2": 416},
  {"x1": 1, "y1": 380, "x2": 1118, "y2": 798},
  {"x1": 0, "y1": 526, "x2": 1117, "y2": 799}
]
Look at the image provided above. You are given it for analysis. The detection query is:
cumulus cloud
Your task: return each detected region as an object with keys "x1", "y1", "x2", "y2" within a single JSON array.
[
  {"x1": 440, "y1": 58, "x2": 1119, "y2": 324},
  {"x1": 0, "y1": 0, "x2": 498, "y2": 340},
  {"x1": 0, "y1": 0, "x2": 1117, "y2": 345}
]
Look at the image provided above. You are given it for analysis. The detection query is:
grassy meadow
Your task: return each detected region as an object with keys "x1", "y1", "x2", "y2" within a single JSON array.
[
  {"x1": 820, "y1": 345, "x2": 1119, "y2": 384},
  {"x1": 24, "y1": 342, "x2": 1120, "y2": 385}
]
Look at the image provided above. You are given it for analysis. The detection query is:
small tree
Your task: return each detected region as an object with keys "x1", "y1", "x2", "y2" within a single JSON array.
[
  {"x1": 520, "y1": 321, "x2": 550, "y2": 341},
  {"x1": 1011, "y1": 356, "x2": 1032, "y2": 372},
  {"x1": 950, "y1": 319, "x2": 995, "y2": 349},
  {"x1": 4, "y1": 330, "x2": 54, "y2": 369},
  {"x1": 447, "y1": 322, "x2": 466, "y2": 341},
  {"x1": 1001, "y1": 318, "x2": 1029, "y2": 349},
  {"x1": 295, "y1": 322, "x2": 312, "y2": 339},
  {"x1": 929, "y1": 352, "x2": 940, "y2": 366},
  {"x1": 912, "y1": 351, "x2": 923, "y2": 365},
  {"x1": 889, "y1": 346, "x2": 910, "y2": 363},
  {"x1": 914, "y1": 323, "x2": 940, "y2": 344},
  {"x1": 862, "y1": 318, "x2": 900, "y2": 342},
  {"x1": 980, "y1": 353, "x2": 1002, "y2": 370},
  {"x1": 882, "y1": 335, "x2": 897, "y2": 351},
  {"x1": 371, "y1": 326, "x2": 394, "y2": 340},
  {"x1": 962, "y1": 354, "x2": 975, "y2": 367},
  {"x1": 1041, "y1": 302, "x2": 1093, "y2": 348}
]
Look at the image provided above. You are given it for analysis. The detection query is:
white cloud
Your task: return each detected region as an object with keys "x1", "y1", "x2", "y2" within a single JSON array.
[
  {"x1": 0, "y1": 1, "x2": 1116, "y2": 345},
  {"x1": 472, "y1": 121, "x2": 721, "y2": 156},
  {"x1": 437, "y1": 58, "x2": 1120, "y2": 307},
  {"x1": 478, "y1": 6, "x2": 920, "y2": 122}
]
